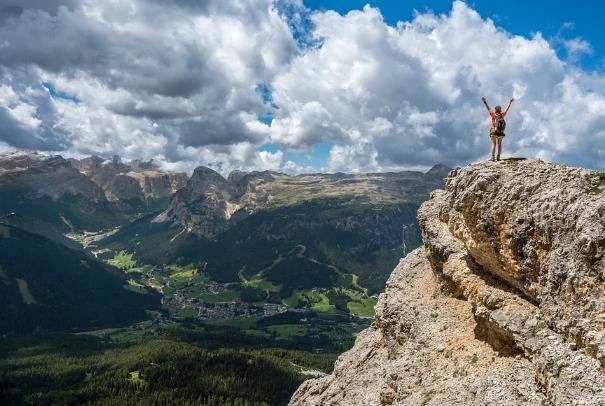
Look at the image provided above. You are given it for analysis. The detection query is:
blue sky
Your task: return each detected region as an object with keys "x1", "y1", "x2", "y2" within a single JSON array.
[
  {"x1": 41, "y1": 82, "x2": 79, "y2": 103},
  {"x1": 304, "y1": 0, "x2": 602, "y2": 69}
]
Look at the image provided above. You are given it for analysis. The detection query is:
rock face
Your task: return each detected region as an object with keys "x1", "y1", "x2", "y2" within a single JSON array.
[
  {"x1": 156, "y1": 165, "x2": 450, "y2": 238},
  {"x1": 70, "y1": 155, "x2": 188, "y2": 202},
  {"x1": 157, "y1": 166, "x2": 241, "y2": 237},
  {"x1": 0, "y1": 152, "x2": 105, "y2": 202},
  {"x1": 0, "y1": 152, "x2": 187, "y2": 236},
  {"x1": 0, "y1": 152, "x2": 123, "y2": 239},
  {"x1": 290, "y1": 159, "x2": 605, "y2": 405}
]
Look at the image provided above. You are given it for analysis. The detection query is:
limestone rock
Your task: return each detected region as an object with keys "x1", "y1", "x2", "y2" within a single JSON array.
[
  {"x1": 69, "y1": 155, "x2": 187, "y2": 202},
  {"x1": 0, "y1": 152, "x2": 105, "y2": 202},
  {"x1": 291, "y1": 159, "x2": 605, "y2": 405}
]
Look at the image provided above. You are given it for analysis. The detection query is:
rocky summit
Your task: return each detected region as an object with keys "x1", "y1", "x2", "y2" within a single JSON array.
[
  {"x1": 0, "y1": 152, "x2": 105, "y2": 202},
  {"x1": 0, "y1": 152, "x2": 188, "y2": 239},
  {"x1": 290, "y1": 159, "x2": 605, "y2": 405},
  {"x1": 70, "y1": 155, "x2": 188, "y2": 202}
]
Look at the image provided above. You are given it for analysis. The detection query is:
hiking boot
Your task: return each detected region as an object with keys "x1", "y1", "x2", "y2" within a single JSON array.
[
  {"x1": 490, "y1": 156, "x2": 495, "y2": 162},
  {"x1": 496, "y1": 155, "x2": 501, "y2": 161}
]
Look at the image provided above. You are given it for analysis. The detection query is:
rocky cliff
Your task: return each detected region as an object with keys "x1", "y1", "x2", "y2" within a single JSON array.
[
  {"x1": 291, "y1": 159, "x2": 605, "y2": 405},
  {"x1": 70, "y1": 155, "x2": 188, "y2": 202},
  {"x1": 0, "y1": 152, "x2": 105, "y2": 202},
  {"x1": 0, "y1": 152, "x2": 188, "y2": 237}
]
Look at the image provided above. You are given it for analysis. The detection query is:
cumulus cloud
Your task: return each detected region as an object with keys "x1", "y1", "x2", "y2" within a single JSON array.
[
  {"x1": 269, "y1": 1, "x2": 605, "y2": 171},
  {"x1": 0, "y1": 83, "x2": 70, "y2": 150},
  {"x1": 0, "y1": 0, "x2": 78, "y2": 23},
  {"x1": 0, "y1": 0, "x2": 296, "y2": 173},
  {"x1": 1, "y1": 0, "x2": 605, "y2": 173}
]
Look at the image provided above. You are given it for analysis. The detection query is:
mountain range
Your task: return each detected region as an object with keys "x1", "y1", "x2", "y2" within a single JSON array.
[
  {"x1": 0, "y1": 151, "x2": 451, "y2": 330},
  {"x1": 0, "y1": 151, "x2": 450, "y2": 404}
]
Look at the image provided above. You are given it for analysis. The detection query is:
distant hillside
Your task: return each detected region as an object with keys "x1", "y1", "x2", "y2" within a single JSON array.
[
  {"x1": 157, "y1": 165, "x2": 451, "y2": 238},
  {"x1": 0, "y1": 152, "x2": 187, "y2": 245},
  {"x1": 98, "y1": 164, "x2": 450, "y2": 304},
  {"x1": 0, "y1": 223, "x2": 160, "y2": 335},
  {"x1": 0, "y1": 152, "x2": 451, "y2": 326},
  {"x1": 0, "y1": 153, "x2": 126, "y2": 239},
  {"x1": 69, "y1": 155, "x2": 188, "y2": 208}
]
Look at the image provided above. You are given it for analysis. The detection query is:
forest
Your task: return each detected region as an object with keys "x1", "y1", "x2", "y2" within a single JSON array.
[{"x1": 0, "y1": 328, "x2": 337, "y2": 406}]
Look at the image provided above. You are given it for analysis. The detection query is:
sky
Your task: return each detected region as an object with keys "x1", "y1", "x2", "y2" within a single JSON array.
[
  {"x1": 1, "y1": 0, "x2": 605, "y2": 174},
  {"x1": 306, "y1": 1, "x2": 605, "y2": 70}
]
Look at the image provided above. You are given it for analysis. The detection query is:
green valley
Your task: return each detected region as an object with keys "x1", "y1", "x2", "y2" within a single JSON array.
[
  {"x1": 0, "y1": 152, "x2": 449, "y2": 405},
  {"x1": 0, "y1": 224, "x2": 160, "y2": 335}
]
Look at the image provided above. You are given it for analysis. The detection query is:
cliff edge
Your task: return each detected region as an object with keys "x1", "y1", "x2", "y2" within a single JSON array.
[{"x1": 290, "y1": 159, "x2": 605, "y2": 405}]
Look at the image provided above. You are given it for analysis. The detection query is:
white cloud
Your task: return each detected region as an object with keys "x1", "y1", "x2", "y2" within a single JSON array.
[
  {"x1": 0, "y1": 0, "x2": 297, "y2": 170},
  {"x1": 270, "y1": 1, "x2": 605, "y2": 170},
  {"x1": 563, "y1": 38, "x2": 592, "y2": 56},
  {"x1": 256, "y1": 149, "x2": 285, "y2": 171},
  {"x1": 1, "y1": 1, "x2": 605, "y2": 172},
  {"x1": 0, "y1": 84, "x2": 41, "y2": 128}
]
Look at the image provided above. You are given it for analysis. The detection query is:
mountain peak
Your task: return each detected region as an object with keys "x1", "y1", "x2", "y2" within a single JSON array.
[
  {"x1": 424, "y1": 163, "x2": 452, "y2": 181},
  {"x1": 192, "y1": 165, "x2": 225, "y2": 179},
  {"x1": 69, "y1": 155, "x2": 188, "y2": 202}
]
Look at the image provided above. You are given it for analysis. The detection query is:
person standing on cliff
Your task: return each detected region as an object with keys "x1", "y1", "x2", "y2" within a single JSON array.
[{"x1": 482, "y1": 96, "x2": 514, "y2": 161}]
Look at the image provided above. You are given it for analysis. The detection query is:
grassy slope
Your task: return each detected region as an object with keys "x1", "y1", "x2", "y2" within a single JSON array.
[
  {"x1": 98, "y1": 199, "x2": 420, "y2": 293},
  {"x1": 0, "y1": 223, "x2": 160, "y2": 335},
  {"x1": 0, "y1": 187, "x2": 125, "y2": 232}
]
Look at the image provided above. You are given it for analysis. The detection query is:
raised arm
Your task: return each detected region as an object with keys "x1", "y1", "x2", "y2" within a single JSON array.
[
  {"x1": 504, "y1": 97, "x2": 514, "y2": 115},
  {"x1": 481, "y1": 96, "x2": 492, "y2": 113}
]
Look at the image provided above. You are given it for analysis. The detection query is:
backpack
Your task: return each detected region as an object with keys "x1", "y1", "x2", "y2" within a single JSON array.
[{"x1": 495, "y1": 115, "x2": 506, "y2": 135}]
